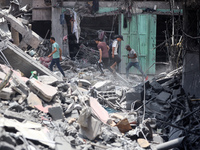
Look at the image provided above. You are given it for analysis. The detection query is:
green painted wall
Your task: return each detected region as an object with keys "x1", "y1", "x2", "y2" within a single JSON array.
[{"x1": 120, "y1": 14, "x2": 156, "y2": 75}]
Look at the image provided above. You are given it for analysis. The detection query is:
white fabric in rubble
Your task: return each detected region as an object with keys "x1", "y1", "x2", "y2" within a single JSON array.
[
  {"x1": 72, "y1": 11, "x2": 81, "y2": 43},
  {"x1": 0, "y1": 18, "x2": 12, "y2": 41}
]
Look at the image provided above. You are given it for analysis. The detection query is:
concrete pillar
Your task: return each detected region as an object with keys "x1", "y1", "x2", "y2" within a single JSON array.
[
  {"x1": 11, "y1": 27, "x2": 19, "y2": 46},
  {"x1": 63, "y1": 17, "x2": 70, "y2": 57},
  {"x1": 51, "y1": 1, "x2": 69, "y2": 57}
]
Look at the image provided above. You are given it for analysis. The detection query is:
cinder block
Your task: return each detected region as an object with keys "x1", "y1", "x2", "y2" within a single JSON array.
[{"x1": 48, "y1": 106, "x2": 64, "y2": 121}]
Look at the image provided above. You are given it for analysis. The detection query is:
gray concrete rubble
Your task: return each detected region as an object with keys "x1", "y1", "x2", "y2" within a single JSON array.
[
  {"x1": 0, "y1": 40, "x2": 62, "y2": 80},
  {"x1": 0, "y1": 54, "x2": 196, "y2": 150},
  {"x1": 0, "y1": 10, "x2": 43, "y2": 49},
  {"x1": 0, "y1": 3, "x2": 198, "y2": 150}
]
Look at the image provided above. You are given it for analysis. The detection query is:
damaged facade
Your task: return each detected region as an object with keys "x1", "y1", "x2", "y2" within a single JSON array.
[{"x1": 0, "y1": 0, "x2": 200, "y2": 150}]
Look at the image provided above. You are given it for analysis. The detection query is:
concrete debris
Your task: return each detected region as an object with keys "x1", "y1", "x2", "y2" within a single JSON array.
[
  {"x1": 0, "y1": 40, "x2": 61, "y2": 80},
  {"x1": 0, "y1": 3, "x2": 197, "y2": 149},
  {"x1": 27, "y1": 92, "x2": 42, "y2": 108},
  {"x1": 0, "y1": 57, "x2": 196, "y2": 150},
  {"x1": 0, "y1": 87, "x2": 15, "y2": 100},
  {"x1": 0, "y1": 10, "x2": 43, "y2": 49},
  {"x1": 48, "y1": 106, "x2": 64, "y2": 121},
  {"x1": 26, "y1": 78, "x2": 57, "y2": 102}
]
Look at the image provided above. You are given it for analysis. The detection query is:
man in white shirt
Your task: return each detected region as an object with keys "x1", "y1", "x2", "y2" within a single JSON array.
[
  {"x1": 126, "y1": 45, "x2": 148, "y2": 80},
  {"x1": 110, "y1": 35, "x2": 123, "y2": 72}
]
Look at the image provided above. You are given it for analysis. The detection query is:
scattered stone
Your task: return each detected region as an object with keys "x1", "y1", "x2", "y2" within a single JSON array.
[
  {"x1": 48, "y1": 106, "x2": 64, "y2": 121},
  {"x1": 27, "y1": 92, "x2": 42, "y2": 108}
]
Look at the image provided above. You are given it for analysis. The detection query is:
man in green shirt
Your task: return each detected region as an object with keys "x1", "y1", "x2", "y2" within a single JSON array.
[{"x1": 48, "y1": 37, "x2": 65, "y2": 77}]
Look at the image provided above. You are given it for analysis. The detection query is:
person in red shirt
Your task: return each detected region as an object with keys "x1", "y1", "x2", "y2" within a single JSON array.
[{"x1": 95, "y1": 38, "x2": 110, "y2": 76}]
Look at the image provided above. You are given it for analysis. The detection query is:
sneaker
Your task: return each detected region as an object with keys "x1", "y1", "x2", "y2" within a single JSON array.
[{"x1": 145, "y1": 76, "x2": 148, "y2": 81}]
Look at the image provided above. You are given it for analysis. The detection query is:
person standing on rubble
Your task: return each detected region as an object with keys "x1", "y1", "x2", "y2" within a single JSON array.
[
  {"x1": 110, "y1": 35, "x2": 123, "y2": 73},
  {"x1": 48, "y1": 37, "x2": 66, "y2": 78},
  {"x1": 95, "y1": 38, "x2": 110, "y2": 76},
  {"x1": 125, "y1": 45, "x2": 148, "y2": 80}
]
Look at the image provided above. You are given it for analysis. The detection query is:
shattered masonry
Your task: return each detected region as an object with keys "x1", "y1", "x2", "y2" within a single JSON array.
[{"x1": 0, "y1": 0, "x2": 200, "y2": 150}]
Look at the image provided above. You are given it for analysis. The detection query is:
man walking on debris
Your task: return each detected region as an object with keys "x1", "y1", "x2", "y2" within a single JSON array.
[
  {"x1": 48, "y1": 37, "x2": 66, "y2": 78},
  {"x1": 110, "y1": 35, "x2": 123, "y2": 73},
  {"x1": 95, "y1": 38, "x2": 110, "y2": 76},
  {"x1": 125, "y1": 45, "x2": 148, "y2": 80}
]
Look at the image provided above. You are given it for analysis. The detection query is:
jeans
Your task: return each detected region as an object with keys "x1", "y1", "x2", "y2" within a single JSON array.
[
  {"x1": 49, "y1": 58, "x2": 65, "y2": 77},
  {"x1": 126, "y1": 62, "x2": 146, "y2": 78}
]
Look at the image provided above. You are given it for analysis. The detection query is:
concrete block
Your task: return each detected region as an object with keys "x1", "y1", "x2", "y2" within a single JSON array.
[
  {"x1": 93, "y1": 80, "x2": 112, "y2": 91},
  {"x1": 0, "y1": 87, "x2": 15, "y2": 100},
  {"x1": 156, "y1": 91, "x2": 171, "y2": 104},
  {"x1": 48, "y1": 106, "x2": 64, "y2": 121},
  {"x1": 38, "y1": 75, "x2": 58, "y2": 85},
  {"x1": 27, "y1": 92, "x2": 42, "y2": 108},
  {"x1": 150, "y1": 80, "x2": 163, "y2": 92},
  {"x1": 26, "y1": 78, "x2": 57, "y2": 102},
  {"x1": 80, "y1": 116, "x2": 101, "y2": 140}
]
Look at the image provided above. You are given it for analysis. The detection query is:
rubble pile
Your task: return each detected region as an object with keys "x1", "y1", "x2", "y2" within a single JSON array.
[
  {"x1": 0, "y1": 2, "x2": 199, "y2": 150},
  {"x1": 0, "y1": 59, "x2": 198, "y2": 150}
]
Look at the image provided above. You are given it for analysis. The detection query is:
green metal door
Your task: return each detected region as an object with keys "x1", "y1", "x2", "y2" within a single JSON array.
[{"x1": 120, "y1": 14, "x2": 156, "y2": 75}]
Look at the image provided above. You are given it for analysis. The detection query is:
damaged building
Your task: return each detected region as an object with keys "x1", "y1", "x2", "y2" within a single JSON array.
[{"x1": 0, "y1": 0, "x2": 200, "y2": 150}]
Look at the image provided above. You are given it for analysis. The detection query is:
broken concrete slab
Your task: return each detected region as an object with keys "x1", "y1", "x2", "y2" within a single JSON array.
[
  {"x1": 156, "y1": 91, "x2": 171, "y2": 104},
  {"x1": 0, "y1": 10, "x2": 43, "y2": 49},
  {"x1": 0, "y1": 117, "x2": 42, "y2": 129},
  {"x1": 150, "y1": 80, "x2": 163, "y2": 93},
  {"x1": 38, "y1": 75, "x2": 58, "y2": 85},
  {"x1": 93, "y1": 80, "x2": 112, "y2": 91},
  {"x1": 0, "y1": 87, "x2": 15, "y2": 100},
  {"x1": 4, "y1": 110, "x2": 33, "y2": 122},
  {"x1": 0, "y1": 40, "x2": 62, "y2": 80},
  {"x1": 26, "y1": 78, "x2": 57, "y2": 102},
  {"x1": 16, "y1": 127, "x2": 56, "y2": 149},
  {"x1": 27, "y1": 92, "x2": 42, "y2": 108},
  {"x1": 90, "y1": 97, "x2": 110, "y2": 124}
]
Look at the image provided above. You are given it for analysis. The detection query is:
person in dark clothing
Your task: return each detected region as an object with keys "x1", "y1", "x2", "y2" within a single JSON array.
[
  {"x1": 95, "y1": 38, "x2": 110, "y2": 76},
  {"x1": 48, "y1": 37, "x2": 66, "y2": 78}
]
